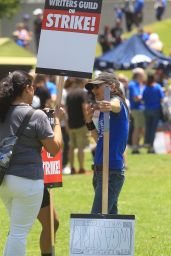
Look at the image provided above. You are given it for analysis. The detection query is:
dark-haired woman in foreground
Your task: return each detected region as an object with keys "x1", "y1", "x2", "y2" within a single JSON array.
[{"x1": 0, "y1": 71, "x2": 62, "y2": 256}]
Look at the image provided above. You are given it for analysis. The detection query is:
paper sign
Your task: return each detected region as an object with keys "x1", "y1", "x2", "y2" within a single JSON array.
[
  {"x1": 154, "y1": 131, "x2": 171, "y2": 154},
  {"x1": 70, "y1": 214, "x2": 135, "y2": 256},
  {"x1": 36, "y1": 0, "x2": 103, "y2": 78},
  {"x1": 42, "y1": 148, "x2": 62, "y2": 188}
]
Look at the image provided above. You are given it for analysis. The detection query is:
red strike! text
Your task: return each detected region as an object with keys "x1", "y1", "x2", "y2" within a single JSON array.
[{"x1": 46, "y1": 13, "x2": 96, "y2": 31}]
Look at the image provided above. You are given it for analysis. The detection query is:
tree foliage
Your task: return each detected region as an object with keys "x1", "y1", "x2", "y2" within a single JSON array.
[{"x1": 0, "y1": 0, "x2": 20, "y2": 19}]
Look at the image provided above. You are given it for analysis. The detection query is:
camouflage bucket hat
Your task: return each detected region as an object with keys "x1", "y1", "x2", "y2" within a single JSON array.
[{"x1": 85, "y1": 72, "x2": 120, "y2": 90}]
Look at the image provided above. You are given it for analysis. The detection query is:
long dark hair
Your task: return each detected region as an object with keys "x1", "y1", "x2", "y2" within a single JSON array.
[
  {"x1": 110, "y1": 81, "x2": 126, "y2": 103},
  {"x1": 110, "y1": 81, "x2": 129, "y2": 114},
  {"x1": 0, "y1": 70, "x2": 33, "y2": 122}
]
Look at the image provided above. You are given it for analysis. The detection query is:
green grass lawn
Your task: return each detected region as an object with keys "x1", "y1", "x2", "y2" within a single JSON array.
[{"x1": 1, "y1": 151, "x2": 171, "y2": 255}]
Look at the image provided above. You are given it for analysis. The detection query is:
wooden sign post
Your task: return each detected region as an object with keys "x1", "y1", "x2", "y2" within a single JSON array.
[
  {"x1": 50, "y1": 189, "x2": 55, "y2": 256},
  {"x1": 102, "y1": 86, "x2": 110, "y2": 214},
  {"x1": 49, "y1": 75, "x2": 64, "y2": 256}
]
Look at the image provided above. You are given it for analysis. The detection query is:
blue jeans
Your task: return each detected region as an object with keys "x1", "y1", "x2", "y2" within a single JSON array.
[
  {"x1": 144, "y1": 109, "x2": 160, "y2": 146},
  {"x1": 91, "y1": 169, "x2": 125, "y2": 214}
]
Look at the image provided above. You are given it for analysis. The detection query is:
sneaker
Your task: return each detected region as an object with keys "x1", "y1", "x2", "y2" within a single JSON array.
[
  {"x1": 91, "y1": 164, "x2": 95, "y2": 171},
  {"x1": 62, "y1": 166, "x2": 71, "y2": 175},
  {"x1": 143, "y1": 143, "x2": 150, "y2": 148},
  {"x1": 71, "y1": 167, "x2": 76, "y2": 175},
  {"x1": 132, "y1": 149, "x2": 140, "y2": 154},
  {"x1": 78, "y1": 168, "x2": 85, "y2": 174},
  {"x1": 147, "y1": 148, "x2": 155, "y2": 154}
]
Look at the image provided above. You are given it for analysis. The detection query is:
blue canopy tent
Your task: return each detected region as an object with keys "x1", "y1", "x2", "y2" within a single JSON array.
[{"x1": 94, "y1": 34, "x2": 171, "y2": 71}]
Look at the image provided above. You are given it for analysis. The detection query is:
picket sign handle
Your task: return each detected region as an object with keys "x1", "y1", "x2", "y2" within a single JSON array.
[
  {"x1": 49, "y1": 189, "x2": 55, "y2": 256},
  {"x1": 49, "y1": 75, "x2": 64, "y2": 255},
  {"x1": 102, "y1": 86, "x2": 110, "y2": 214},
  {"x1": 56, "y1": 76, "x2": 64, "y2": 108}
]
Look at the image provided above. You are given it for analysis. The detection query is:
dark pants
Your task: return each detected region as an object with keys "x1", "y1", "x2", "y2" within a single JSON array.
[
  {"x1": 156, "y1": 7, "x2": 165, "y2": 21},
  {"x1": 144, "y1": 109, "x2": 160, "y2": 146},
  {"x1": 134, "y1": 12, "x2": 143, "y2": 27},
  {"x1": 128, "y1": 114, "x2": 134, "y2": 146},
  {"x1": 125, "y1": 13, "x2": 134, "y2": 32},
  {"x1": 61, "y1": 127, "x2": 69, "y2": 167},
  {"x1": 91, "y1": 168, "x2": 125, "y2": 214}
]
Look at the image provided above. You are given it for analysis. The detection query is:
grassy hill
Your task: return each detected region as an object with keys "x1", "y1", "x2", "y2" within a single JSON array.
[
  {"x1": 96, "y1": 18, "x2": 171, "y2": 57},
  {"x1": 145, "y1": 19, "x2": 171, "y2": 55},
  {"x1": 0, "y1": 38, "x2": 36, "y2": 66},
  {"x1": 0, "y1": 38, "x2": 34, "y2": 57},
  {"x1": 97, "y1": 18, "x2": 171, "y2": 78}
]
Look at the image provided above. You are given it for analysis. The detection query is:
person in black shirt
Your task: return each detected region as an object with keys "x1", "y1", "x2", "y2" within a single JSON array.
[
  {"x1": 111, "y1": 19, "x2": 123, "y2": 47},
  {"x1": 99, "y1": 26, "x2": 114, "y2": 53},
  {"x1": 66, "y1": 78, "x2": 88, "y2": 174},
  {"x1": 123, "y1": 0, "x2": 134, "y2": 32}
]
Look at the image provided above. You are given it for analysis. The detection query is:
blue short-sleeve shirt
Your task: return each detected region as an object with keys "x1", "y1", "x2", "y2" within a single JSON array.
[
  {"x1": 94, "y1": 100, "x2": 129, "y2": 171},
  {"x1": 46, "y1": 81, "x2": 57, "y2": 96},
  {"x1": 143, "y1": 83, "x2": 164, "y2": 110},
  {"x1": 129, "y1": 80, "x2": 145, "y2": 110}
]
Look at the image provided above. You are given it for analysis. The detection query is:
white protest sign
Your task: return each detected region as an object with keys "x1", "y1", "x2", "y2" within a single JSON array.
[
  {"x1": 36, "y1": 0, "x2": 103, "y2": 78},
  {"x1": 70, "y1": 214, "x2": 135, "y2": 256}
]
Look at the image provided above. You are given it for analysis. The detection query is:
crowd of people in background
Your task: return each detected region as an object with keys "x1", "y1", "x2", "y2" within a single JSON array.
[
  {"x1": 11, "y1": 1, "x2": 169, "y2": 54},
  {"x1": 26, "y1": 66, "x2": 171, "y2": 177},
  {"x1": 99, "y1": 0, "x2": 168, "y2": 53},
  {"x1": 115, "y1": 0, "x2": 167, "y2": 30}
]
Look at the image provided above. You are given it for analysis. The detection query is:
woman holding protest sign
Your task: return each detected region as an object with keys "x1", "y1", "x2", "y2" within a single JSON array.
[
  {"x1": 0, "y1": 70, "x2": 63, "y2": 256},
  {"x1": 85, "y1": 72, "x2": 129, "y2": 214}
]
